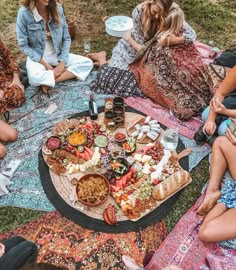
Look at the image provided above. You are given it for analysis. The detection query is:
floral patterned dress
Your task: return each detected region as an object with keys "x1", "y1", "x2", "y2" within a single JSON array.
[{"x1": 0, "y1": 39, "x2": 25, "y2": 114}]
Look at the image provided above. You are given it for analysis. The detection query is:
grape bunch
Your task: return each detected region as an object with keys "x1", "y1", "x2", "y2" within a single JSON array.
[{"x1": 104, "y1": 169, "x2": 116, "y2": 185}]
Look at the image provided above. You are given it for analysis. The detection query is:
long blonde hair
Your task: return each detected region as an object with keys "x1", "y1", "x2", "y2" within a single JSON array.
[
  {"x1": 21, "y1": 0, "x2": 60, "y2": 25},
  {"x1": 141, "y1": 0, "x2": 173, "y2": 40},
  {"x1": 159, "y1": 3, "x2": 184, "y2": 46}
]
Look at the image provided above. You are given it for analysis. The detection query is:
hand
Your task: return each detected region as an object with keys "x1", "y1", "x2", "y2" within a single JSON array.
[
  {"x1": 203, "y1": 120, "x2": 216, "y2": 135},
  {"x1": 53, "y1": 61, "x2": 65, "y2": 79},
  {"x1": 43, "y1": 62, "x2": 53, "y2": 71},
  {"x1": 123, "y1": 30, "x2": 132, "y2": 43},
  {"x1": 10, "y1": 75, "x2": 25, "y2": 92},
  {"x1": 165, "y1": 34, "x2": 176, "y2": 46},
  {"x1": 0, "y1": 243, "x2": 5, "y2": 258},
  {"x1": 0, "y1": 90, "x2": 5, "y2": 101},
  {"x1": 226, "y1": 127, "x2": 236, "y2": 146},
  {"x1": 210, "y1": 97, "x2": 227, "y2": 115}
]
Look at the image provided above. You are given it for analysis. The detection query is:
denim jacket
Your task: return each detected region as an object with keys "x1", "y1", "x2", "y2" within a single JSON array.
[{"x1": 16, "y1": 3, "x2": 71, "y2": 64}]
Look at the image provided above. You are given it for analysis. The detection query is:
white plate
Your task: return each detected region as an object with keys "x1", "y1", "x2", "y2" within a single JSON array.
[{"x1": 105, "y1": 16, "x2": 133, "y2": 37}]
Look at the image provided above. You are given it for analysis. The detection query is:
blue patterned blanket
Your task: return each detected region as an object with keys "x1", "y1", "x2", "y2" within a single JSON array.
[{"x1": 0, "y1": 72, "x2": 210, "y2": 211}]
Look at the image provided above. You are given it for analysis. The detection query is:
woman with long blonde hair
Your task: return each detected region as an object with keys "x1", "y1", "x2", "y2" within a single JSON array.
[
  {"x1": 158, "y1": 3, "x2": 185, "y2": 46},
  {"x1": 16, "y1": 0, "x2": 93, "y2": 94}
]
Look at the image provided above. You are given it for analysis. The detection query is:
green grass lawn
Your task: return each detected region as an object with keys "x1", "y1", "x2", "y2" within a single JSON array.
[{"x1": 0, "y1": 0, "x2": 235, "y2": 233}]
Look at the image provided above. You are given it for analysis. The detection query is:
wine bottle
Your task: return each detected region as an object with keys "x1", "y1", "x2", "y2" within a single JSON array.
[{"x1": 89, "y1": 94, "x2": 98, "y2": 120}]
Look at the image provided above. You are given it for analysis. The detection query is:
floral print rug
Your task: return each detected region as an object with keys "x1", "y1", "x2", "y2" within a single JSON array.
[
  {"x1": 145, "y1": 195, "x2": 236, "y2": 270},
  {"x1": 0, "y1": 211, "x2": 168, "y2": 270},
  {"x1": 0, "y1": 72, "x2": 210, "y2": 211}
]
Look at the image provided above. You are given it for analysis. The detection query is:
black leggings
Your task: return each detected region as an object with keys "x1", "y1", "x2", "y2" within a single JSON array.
[{"x1": 0, "y1": 236, "x2": 38, "y2": 270}]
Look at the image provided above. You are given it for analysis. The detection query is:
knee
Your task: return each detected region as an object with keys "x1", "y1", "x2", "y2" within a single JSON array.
[
  {"x1": 0, "y1": 144, "x2": 7, "y2": 159},
  {"x1": 202, "y1": 106, "x2": 210, "y2": 122},
  {"x1": 198, "y1": 222, "x2": 216, "y2": 242},
  {"x1": 8, "y1": 129, "x2": 18, "y2": 142},
  {"x1": 213, "y1": 136, "x2": 228, "y2": 148}
]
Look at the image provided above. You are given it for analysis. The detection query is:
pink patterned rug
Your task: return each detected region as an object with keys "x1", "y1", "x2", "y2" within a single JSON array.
[
  {"x1": 145, "y1": 195, "x2": 236, "y2": 270},
  {"x1": 125, "y1": 97, "x2": 202, "y2": 139},
  {"x1": 125, "y1": 41, "x2": 223, "y2": 139}
]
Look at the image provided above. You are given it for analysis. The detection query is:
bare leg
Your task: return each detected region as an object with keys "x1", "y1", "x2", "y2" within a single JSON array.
[
  {"x1": 199, "y1": 203, "x2": 236, "y2": 242},
  {"x1": 0, "y1": 120, "x2": 17, "y2": 159},
  {"x1": 197, "y1": 137, "x2": 235, "y2": 215},
  {"x1": 86, "y1": 51, "x2": 107, "y2": 66},
  {"x1": 122, "y1": 255, "x2": 143, "y2": 270},
  {"x1": 0, "y1": 120, "x2": 17, "y2": 142},
  {"x1": 55, "y1": 70, "x2": 75, "y2": 83},
  {"x1": 0, "y1": 142, "x2": 7, "y2": 159}
]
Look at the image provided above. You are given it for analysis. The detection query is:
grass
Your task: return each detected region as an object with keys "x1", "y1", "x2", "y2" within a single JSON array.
[{"x1": 0, "y1": 0, "x2": 235, "y2": 234}]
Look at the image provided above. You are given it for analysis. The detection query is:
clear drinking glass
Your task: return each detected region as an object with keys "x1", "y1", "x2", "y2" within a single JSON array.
[
  {"x1": 83, "y1": 38, "x2": 91, "y2": 53},
  {"x1": 161, "y1": 128, "x2": 179, "y2": 151}
]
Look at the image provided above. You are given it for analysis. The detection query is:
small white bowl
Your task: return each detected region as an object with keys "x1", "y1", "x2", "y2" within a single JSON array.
[{"x1": 105, "y1": 16, "x2": 133, "y2": 37}]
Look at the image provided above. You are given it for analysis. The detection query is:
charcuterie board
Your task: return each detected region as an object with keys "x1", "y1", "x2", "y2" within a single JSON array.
[{"x1": 41, "y1": 109, "x2": 191, "y2": 226}]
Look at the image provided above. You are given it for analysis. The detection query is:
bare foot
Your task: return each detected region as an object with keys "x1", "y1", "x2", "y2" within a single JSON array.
[
  {"x1": 86, "y1": 51, "x2": 107, "y2": 66},
  {"x1": 40, "y1": 85, "x2": 49, "y2": 94},
  {"x1": 176, "y1": 148, "x2": 192, "y2": 160},
  {"x1": 122, "y1": 255, "x2": 141, "y2": 270},
  {"x1": 197, "y1": 190, "x2": 221, "y2": 216}
]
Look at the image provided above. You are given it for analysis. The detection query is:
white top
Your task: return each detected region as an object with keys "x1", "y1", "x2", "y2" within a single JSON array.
[{"x1": 42, "y1": 39, "x2": 58, "y2": 65}]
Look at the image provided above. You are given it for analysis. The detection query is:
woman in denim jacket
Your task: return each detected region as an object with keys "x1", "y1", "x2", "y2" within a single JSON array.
[{"x1": 16, "y1": 0, "x2": 93, "y2": 94}]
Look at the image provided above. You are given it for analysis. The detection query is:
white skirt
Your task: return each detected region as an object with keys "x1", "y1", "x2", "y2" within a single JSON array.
[{"x1": 26, "y1": 53, "x2": 93, "y2": 87}]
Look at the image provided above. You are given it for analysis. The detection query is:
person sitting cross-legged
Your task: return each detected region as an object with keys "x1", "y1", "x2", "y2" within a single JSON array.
[
  {"x1": 198, "y1": 130, "x2": 236, "y2": 243},
  {"x1": 16, "y1": 0, "x2": 93, "y2": 94}
]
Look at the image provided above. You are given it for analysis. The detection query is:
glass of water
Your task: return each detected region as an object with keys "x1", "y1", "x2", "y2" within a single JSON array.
[
  {"x1": 161, "y1": 128, "x2": 179, "y2": 151},
  {"x1": 83, "y1": 38, "x2": 91, "y2": 53}
]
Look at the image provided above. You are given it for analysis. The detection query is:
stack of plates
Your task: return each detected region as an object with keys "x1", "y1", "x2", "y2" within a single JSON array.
[{"x1": 105, "y1": 16, "x2": 133, "y2": 38}]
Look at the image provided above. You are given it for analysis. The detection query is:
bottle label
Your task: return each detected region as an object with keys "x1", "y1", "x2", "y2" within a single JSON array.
[{"x1": 92, "y1": 101, "x2": 98, "y2": 114}]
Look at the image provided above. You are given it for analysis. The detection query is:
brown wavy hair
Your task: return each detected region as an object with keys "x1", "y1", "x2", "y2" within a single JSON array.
[
  {"x1": 141, "y1": 0, "x2": 173, "y2": 40},
  {"x1": 21, "y1": 0, "x2": 60, "y2": 25}
]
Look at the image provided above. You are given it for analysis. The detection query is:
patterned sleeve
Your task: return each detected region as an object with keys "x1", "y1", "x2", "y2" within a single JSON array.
[
  {"x1": 183, "y1": 21, "x2": 197, "y2": 43},
  {"x1": 130, "y1": 6, "x2": 146, "y2": 45},
  {"x1": 0, "y1": 39, "x2": 18, "y2": 73}
]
